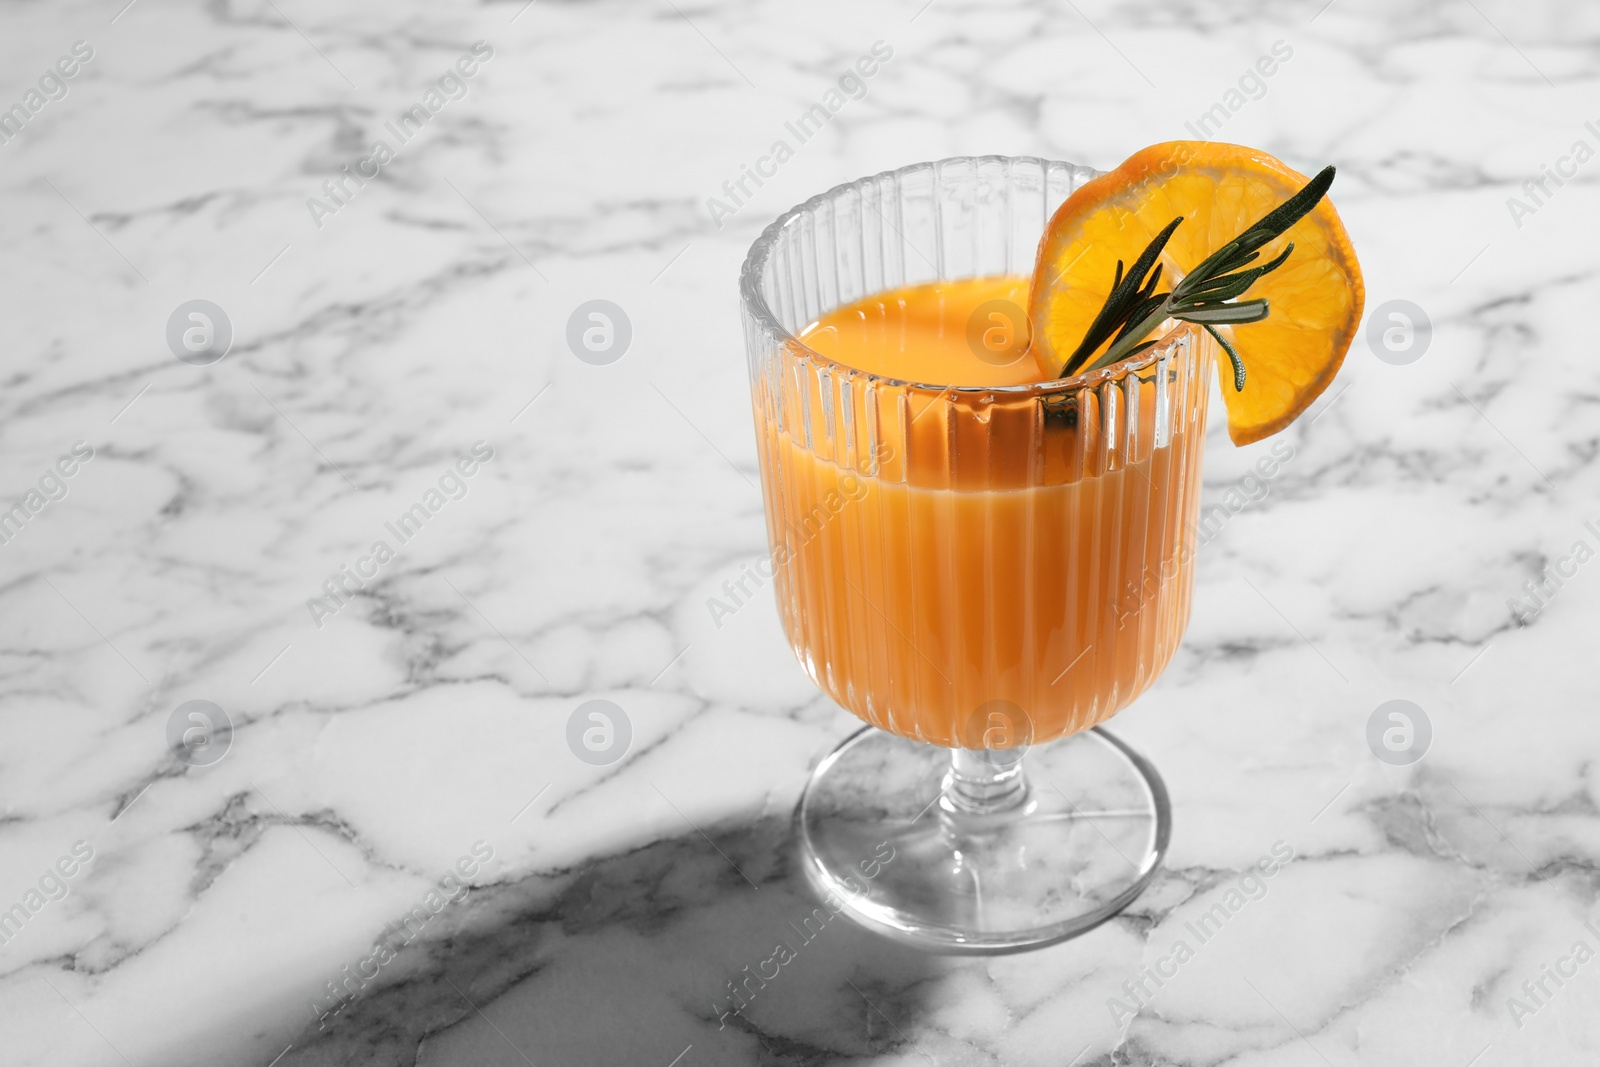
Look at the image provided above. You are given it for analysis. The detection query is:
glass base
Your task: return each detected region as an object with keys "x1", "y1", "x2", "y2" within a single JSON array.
[{"x1": 796, "y1": 724, "x2": 1171, "y2": 954}]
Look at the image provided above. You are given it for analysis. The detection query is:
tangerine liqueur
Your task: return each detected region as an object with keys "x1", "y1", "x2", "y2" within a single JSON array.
[
  {"x1": 794, "y1": 276, "x2": 1040, "y2": 387},
  {"x1": 757, "y1": 276, "x2": 1211, "y2": 748}
]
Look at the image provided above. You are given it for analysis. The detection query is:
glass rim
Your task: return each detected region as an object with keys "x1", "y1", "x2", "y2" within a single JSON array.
[{"x1": 737, "y1": 154, "x2": 1195, "y2": 398}]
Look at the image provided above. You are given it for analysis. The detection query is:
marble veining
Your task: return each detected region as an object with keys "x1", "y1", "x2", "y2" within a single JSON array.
[{"x1": 1, "y1": 0, "x2": 1598, "y2": 1064}]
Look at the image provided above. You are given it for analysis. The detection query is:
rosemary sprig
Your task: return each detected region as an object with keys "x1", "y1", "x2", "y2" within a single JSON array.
[{"x1": 1057, "y1": 165, "x2": 1337, "y2": 391}]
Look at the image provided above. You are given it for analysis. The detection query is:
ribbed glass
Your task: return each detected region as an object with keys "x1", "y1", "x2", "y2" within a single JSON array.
[{"x1": 740, "y1": 157, "x2": 1214, "y2": 749}]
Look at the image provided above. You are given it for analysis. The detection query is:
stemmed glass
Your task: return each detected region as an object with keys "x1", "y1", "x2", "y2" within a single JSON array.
[{"x1": 740, "y1": 157, "x2": 1213, "y2": 952}]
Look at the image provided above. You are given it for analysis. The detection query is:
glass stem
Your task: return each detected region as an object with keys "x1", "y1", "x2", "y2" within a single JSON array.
[{"x1": 942, "y1": 746, "x2": 1029, "y2": 815}]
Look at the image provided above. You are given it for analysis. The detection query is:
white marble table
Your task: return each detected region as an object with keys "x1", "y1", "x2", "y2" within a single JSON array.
[{"x1": 1, "y1": 0, "x2": 1597, "y2": 1064}]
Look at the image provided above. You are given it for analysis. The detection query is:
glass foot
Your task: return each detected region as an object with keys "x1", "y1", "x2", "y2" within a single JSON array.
[{"x1": 796, "y1": 724, "x2": 1171, "y2": 954}]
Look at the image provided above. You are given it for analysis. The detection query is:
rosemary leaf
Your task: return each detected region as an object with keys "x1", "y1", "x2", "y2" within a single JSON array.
[
  {"x1": 1172, "y1": 299, "x2": 1270, "y2": 324},
  {"x1": 1058, "y1": 216, "x2": 1183, "y2": 377},
  {"x1": 1055, "y1": 166, "x2": 1335, "y2": 382},
  {"x1": 1204, "y1": 324, "x2": 1247, "y2": 391}
]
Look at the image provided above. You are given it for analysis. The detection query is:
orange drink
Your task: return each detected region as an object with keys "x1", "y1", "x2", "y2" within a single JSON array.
[
  {"x1": 744, "y1": 149, "x2": 1360, "y2": 952},
  {"x1": 755, "y1": 277, "x2": 1213, "y2": 748}
]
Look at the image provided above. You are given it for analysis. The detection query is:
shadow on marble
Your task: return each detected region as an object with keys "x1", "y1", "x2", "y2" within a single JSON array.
[{"x1": 253, "y1": 815, "x2": 953, "y2": 1067}]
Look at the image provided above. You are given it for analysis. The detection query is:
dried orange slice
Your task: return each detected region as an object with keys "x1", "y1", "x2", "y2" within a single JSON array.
[{"x1": 1028, "y1": 141, "x2": 1364, "y2": 445}]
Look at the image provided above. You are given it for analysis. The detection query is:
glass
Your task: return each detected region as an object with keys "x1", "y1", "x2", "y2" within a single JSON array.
[{"x1": 739, "y1": 157, "x2": 1214, "y2": 952}]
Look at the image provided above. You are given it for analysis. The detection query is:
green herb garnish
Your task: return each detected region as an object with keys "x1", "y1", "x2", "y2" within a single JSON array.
[{"x1": 1057, "y1": 165, "x2": 1337, "y2": 389}]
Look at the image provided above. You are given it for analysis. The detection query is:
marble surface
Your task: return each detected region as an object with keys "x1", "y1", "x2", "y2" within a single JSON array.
[{"x1": 2, "y1": 0, "x2": 1598, "y2": 1064}]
